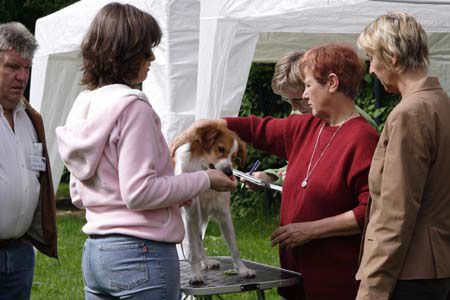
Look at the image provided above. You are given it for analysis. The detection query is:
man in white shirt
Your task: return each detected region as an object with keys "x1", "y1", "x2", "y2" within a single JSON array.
[{"x1": 0, "y1": 22, "x2": 57, "y2": 300}]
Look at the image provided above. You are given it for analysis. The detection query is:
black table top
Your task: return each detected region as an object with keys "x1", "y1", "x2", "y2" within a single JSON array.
[{"x1": 180, "y1": 256, "x2": 302, "y2": 296}]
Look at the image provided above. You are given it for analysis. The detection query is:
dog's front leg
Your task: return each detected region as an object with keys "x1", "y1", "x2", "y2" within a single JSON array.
[
  {"x1": 219, "y1": 213, "x2": 256, "y2": 278},
  {"x1": 184, "y1": 199, "x2": 206, "y2": 284}
]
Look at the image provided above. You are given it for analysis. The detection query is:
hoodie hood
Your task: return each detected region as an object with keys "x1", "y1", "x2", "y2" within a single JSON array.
[{"x1": 56, "y1": 84, "x2": 148, "y2": 180}]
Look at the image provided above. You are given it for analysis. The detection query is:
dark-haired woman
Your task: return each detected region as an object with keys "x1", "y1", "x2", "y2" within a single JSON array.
[
  {"x1": 55, "y1": 3, "x2": 237, "y2": 300},
  {"x1": 173, "y1": 44, "x2": 379, "y2": 300}
]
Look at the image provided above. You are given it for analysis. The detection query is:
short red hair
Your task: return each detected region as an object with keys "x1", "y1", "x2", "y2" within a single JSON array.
[{"x1": 300, "y1": 44, "x2": 365, "y2": 99}]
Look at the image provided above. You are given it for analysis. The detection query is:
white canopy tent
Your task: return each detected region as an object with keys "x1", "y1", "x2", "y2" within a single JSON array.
[
  {"x1": 195, "y1": 0, "x2": 450, "y2": 119},
  {"x1": 30, "y1": 0, "x2": 450, "y2": 189}
]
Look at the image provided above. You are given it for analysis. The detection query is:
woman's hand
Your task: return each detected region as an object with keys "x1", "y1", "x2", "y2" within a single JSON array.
[
  {"x1": 206, "y1": 169, "x2": 238, "y2": 192},
  {"x1": 270, "y1": 222, "x2": 317, "y2": 248},
  {"x1": 278, "y1": 169, "x2": 287, "y2": 182},
  {"x1": 243, "y1": 171, "x2": 277, "y2": 192},
  {"x1": 271, "y1": 211, "x2": 360, "y2": 248}
]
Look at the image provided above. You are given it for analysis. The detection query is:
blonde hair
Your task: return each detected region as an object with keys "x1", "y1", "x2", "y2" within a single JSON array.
[
  {"x1": 271, "y1": 51, "x2": 305, "y2": 95},
  {"x1": 357, "y1": 12, "x2": 429, "y2": 73}
]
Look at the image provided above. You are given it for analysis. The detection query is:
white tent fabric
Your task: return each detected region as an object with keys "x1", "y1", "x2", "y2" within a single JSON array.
[
  {"x1": 196, "y1": 0, "x2": 450, "y2": 120},
  {"x1": 31, "y1": 0, "x2": 450, "y2": 189},
  {"x1": 30, "y1": 0, "x2": 200, "y2": 189}
]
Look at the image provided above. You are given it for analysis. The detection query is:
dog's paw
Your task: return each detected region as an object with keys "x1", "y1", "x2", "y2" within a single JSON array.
[
  {"x1": 189, "y1": 273, "x2": 205, "y2": 285},
  {"x1": 202, "y1": 258, "x2": 220, "y2": 270},
  {"x1": 238, "y1": 267, "x2": 256, "y2": 278}
]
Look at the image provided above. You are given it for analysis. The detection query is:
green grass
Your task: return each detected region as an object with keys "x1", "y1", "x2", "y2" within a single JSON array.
[
  {"x1": 32, "y1": 213, "x2": 281, "y2": 300},
  {"x1": 203, "y1": 217, "x2": 281, "y2": 300},
  {"x1": 32, "y1": 215, "x2": 85, "y2": 300}
]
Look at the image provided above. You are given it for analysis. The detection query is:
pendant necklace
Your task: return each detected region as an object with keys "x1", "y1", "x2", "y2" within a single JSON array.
[{"x1": 301, "y1": 111, "x2": 356, "y2": 189}]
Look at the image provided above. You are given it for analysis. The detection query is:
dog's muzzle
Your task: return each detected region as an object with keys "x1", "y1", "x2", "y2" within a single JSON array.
[{"x1": 207, "y1": 163, "x2": 233, "y2": 177}]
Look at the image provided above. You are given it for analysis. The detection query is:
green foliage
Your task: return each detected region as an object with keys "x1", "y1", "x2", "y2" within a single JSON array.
[
  {"x1": 56, "y1": 182, "x2": 70, "y2": 199},
  {"x1": 60, "y1": 166, "x2": 70, "y2": 184},
  {"x1": 354, "y1": 63, "x2": 401, "y2": 132},
  {"x1": 231, "y1": 63, "x2": 288, "y2": 218}
]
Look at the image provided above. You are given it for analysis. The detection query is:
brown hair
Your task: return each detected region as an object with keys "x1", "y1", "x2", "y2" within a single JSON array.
[
  {"x1": 80, "y1": 3, "x2": 162, "y2": 89},
  {"x1": 300, "y1": 44, "x2": 364, "y2": 99},
  {"x1": 271, "y1": 51, "x2": 305, "y2": 95}
]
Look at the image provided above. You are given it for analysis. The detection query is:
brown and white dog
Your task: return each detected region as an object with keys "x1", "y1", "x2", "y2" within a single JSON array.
[{"x1": 172, "y1": 123, "x2": 256, "y2": 284}]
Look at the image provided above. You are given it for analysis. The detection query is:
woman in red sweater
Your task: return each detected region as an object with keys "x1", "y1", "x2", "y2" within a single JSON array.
[{"x1": 173, "y1": 44, "x2": 379, "y2": 300}]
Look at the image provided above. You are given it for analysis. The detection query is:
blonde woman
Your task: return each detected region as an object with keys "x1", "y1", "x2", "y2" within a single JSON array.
[{"x1": 356, "y1": 12, "x2": 450, "y2": 300}]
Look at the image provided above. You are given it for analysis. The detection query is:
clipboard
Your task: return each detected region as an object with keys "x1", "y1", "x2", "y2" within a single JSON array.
[{"x1": 232, "y1": 169, "x2": 283, "y2": 192}]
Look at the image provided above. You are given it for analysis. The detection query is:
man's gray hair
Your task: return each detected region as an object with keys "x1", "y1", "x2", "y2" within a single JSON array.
[{"x1": 0, "y1": 22, "x2": 37, "y2": 60}]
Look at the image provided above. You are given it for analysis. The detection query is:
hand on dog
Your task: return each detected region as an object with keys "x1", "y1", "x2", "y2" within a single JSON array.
[
  {"x1": 206, "y1": 169, "x2": 238, "y2": 192},
  {"x1": 169, "y1": 119, "x2": 227, "y2": 157},
  {"x1": 270, "y1": 222, "x2": 316, "y2": 248}
]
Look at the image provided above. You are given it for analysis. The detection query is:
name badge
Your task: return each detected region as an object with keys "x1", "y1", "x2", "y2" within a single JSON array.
[
  {"x1": 33, "y1": 142, "x2": 43, "y2": 154},
  {"x1": 29, "y1": 155, "x2": 47, "y2": 172}
]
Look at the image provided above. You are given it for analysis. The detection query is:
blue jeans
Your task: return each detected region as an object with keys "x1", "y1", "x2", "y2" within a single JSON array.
[
  {"x1": 82, "y1": 234, "x2": 181, "y2": 300},
  {"x1": 0, "y1": 241, "x2": 35, "y2": 300}
]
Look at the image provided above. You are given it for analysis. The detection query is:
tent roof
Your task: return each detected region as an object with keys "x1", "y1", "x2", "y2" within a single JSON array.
[{"x1": 194, "y1": 0, "x2": 450, "y2": 119}]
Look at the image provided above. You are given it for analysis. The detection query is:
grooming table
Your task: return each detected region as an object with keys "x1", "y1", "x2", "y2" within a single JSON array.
[{"x1": 180, "y1": 256, "x2": 302, "y2": 300}]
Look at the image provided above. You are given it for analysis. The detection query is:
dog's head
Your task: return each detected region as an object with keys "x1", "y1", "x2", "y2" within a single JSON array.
[{"x1": 189, "y1": 123, "x2": 247, "y2": 176}]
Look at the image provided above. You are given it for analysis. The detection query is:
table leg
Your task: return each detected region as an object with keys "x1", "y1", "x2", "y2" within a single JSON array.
[{"x1": 256, "y1": 290, "x2": 266, "y2": 300}]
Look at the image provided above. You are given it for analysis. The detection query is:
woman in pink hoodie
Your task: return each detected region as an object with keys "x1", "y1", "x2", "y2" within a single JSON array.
[{"x1": 55, "y1": 3, "x2": 237, "y2": 300}]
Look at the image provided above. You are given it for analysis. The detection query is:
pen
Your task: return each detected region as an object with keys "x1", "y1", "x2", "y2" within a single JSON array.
[
  {"x1": 240, "y1": 160, "x2": 261, "y2": 189},
  {"x1": 248, "y1": 160, "x2": 261, "y2": 175}
]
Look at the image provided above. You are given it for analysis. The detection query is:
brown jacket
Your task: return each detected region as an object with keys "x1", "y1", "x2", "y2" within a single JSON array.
[
  {"x1": 356, "y1": 77, "x2": 450, "y2": 300},
  {"x1": 23, "y1": 99, "x2": 58, "y2": 258}
]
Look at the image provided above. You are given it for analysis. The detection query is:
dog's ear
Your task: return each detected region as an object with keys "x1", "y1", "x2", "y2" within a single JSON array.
[
  {"x1": 237, "y1": 138, "x2": 247, "y2": 168},
  {"x1": 195, "y1": 125, "x2": 221, "y2": 151}
]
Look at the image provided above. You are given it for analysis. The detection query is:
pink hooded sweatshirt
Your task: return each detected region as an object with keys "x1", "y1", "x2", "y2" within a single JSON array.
[{"x1": 56, "y1": 84, "x2": 210, "y2": 243}]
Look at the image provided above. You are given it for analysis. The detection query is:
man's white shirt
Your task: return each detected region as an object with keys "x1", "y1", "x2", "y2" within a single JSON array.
[{"x1": 0, "y1": 100, "x2": 41, "y2": 239}]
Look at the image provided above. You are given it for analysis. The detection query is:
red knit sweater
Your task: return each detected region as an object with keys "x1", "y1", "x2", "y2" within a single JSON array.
[{"x1": 225, "y1": 114, "x2": 379, "y2": 300}]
